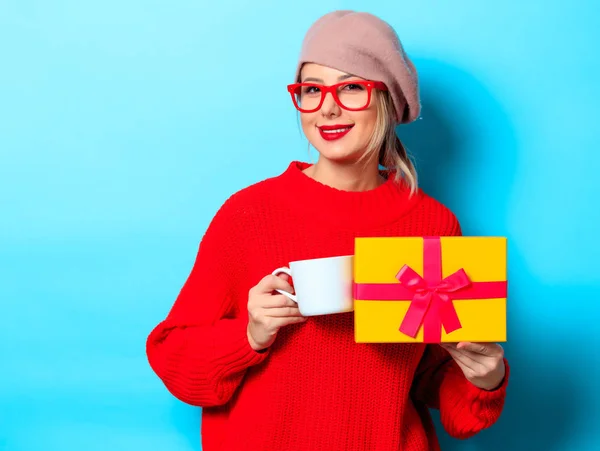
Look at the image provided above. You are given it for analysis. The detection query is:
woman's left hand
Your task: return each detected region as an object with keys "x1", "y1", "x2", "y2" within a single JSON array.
[{"x1": 440, "y1": 342, "x2": 506, "y2": 391}]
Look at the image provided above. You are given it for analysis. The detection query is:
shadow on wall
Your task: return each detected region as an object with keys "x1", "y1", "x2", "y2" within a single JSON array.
[
  {"x1": 399, "y1": 57, "x2": 514, "y2": 235},
  {"x1": 399, "y1": 58, "x2": 583, "y2": 450}
]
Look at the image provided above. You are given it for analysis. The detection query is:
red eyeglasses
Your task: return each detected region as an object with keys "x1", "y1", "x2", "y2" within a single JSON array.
[{"x1": 287, "y1": 80, "x2": 388, "y2": 113}]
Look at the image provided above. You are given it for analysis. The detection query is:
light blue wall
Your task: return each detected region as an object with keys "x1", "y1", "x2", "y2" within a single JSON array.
[{"x1": 1, "y1": 1, "x2": 598, "y2": 450}]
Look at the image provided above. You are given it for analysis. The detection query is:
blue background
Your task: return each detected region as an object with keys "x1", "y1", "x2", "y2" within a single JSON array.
[{"x1": 1, "y1": 1, "x2": 599, "y2": 450}]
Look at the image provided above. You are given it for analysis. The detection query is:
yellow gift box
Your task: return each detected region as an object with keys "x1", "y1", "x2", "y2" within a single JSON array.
[{"x1": 353, "y1": 237, "x2": 507, "y2": 343}]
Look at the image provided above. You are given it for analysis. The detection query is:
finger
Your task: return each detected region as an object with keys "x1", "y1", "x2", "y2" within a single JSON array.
[
  {"x1": 263, "y1": 306, "x2": 305, "y2": 318},
  {"x1": 456, "y1": 341, "x2": 486, "y2": 354},
  {"x1": 444, "y1": 342, "x2": 478, "y2": 358},
  {"x1": 275, "y1": 272, "x2": 292, "y2": 284},
  {"x1": 261, "y1": 294, "x2": 298, "y2": 309},
  {"x1": 440, "y1": 343, "x2": 459, "y2": 353},
  {"x1": 443, "y1": 346, "x2": 481, "y2": 373},
  {"x1": 258, "y1": 274, "x2": 294, "y2": 295},
  {"x1": 457, "y1": 342, "x2": 498, "y2": 356},
  {"x1": 271, "y1": 316, "x2": 308, "y2": 328},
  {"x1": 454, "y1": 347, "x2": 492, "y2": 365}
]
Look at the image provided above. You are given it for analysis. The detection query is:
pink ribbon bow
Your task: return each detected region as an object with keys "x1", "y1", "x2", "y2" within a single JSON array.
[{"x1": 396, "y1": 264, "x2": 470, "y2": 341}]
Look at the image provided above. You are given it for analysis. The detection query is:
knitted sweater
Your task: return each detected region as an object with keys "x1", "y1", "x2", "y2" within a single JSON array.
[{"x1": 146, "y1": 161, "x2": 509, "y2": 451}]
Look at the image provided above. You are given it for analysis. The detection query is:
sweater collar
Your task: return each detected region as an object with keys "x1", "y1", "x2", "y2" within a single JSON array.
[{"x1": 276, "y1": 161, "x2": 422, "y2": 230}]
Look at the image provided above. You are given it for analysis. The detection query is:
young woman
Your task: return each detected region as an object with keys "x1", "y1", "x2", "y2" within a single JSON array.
[{"x1": 146, "y1": 10, "x2": 509, "y2": 451}]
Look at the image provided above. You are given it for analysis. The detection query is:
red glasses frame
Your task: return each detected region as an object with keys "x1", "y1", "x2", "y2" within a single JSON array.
[{"x1": 287, "y1": 80, "x2": 388, "y2": 113}]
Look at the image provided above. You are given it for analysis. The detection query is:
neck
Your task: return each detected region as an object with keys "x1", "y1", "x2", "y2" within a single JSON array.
[{"x1": 303, "y1": 157, "x2": 385, "y2": 192}]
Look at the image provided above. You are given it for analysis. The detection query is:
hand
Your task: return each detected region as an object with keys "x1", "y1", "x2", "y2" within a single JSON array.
[
  {"x1": 247, "y1": 272, "x2": 307, "y2": 352},
  {"x1": 440, "y1": 342, "x2": 506, "y2": 390}
]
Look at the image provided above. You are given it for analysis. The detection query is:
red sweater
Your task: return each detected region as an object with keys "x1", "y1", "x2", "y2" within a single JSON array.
[{"x1": 146, "y1": 161, "x2": 509, "y2": 451}]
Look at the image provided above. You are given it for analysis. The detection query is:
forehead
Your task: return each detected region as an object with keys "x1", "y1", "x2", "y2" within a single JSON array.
[{"x1": 300, "y1": 63, "x2": 364, "y2": 81}]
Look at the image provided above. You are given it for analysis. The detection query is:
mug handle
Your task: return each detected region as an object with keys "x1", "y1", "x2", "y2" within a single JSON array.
[{"x1": 271, "y1": 267, "x2": 297, "y2": 303}]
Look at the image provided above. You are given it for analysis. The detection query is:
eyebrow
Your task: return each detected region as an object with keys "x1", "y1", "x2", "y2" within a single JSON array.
[{"x1": 301, "y1": 73, "x2": 357, "y2": 83}]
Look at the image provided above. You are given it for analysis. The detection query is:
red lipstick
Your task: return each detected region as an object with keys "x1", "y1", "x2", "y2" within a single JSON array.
[{"x1": 318, "y1": 124, "x2": 354, "y2": 141}]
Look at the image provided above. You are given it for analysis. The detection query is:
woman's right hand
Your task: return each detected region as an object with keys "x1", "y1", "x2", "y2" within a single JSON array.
[{"x1": 247, "y1": 272, "x2": 307, "y2": 351}]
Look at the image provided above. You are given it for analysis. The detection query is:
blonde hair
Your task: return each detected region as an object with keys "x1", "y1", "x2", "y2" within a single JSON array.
[{"x1": 359, "y1": 90, "x2": 418, "y2": 195}]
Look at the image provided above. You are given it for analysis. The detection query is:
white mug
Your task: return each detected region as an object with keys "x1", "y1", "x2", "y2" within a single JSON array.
[{"x1": 271, "y1": 255, "x2": 354, "y2": 316}]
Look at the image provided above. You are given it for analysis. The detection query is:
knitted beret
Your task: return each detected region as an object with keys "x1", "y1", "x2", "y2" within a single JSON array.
[{"x1": 295, "y1": 10, "x2": 420, "y2": 124}]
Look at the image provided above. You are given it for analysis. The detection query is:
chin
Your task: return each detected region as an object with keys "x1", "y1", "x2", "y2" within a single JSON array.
[{"x1": 312, "y1": 140, "x2": 365, "y2": 164}]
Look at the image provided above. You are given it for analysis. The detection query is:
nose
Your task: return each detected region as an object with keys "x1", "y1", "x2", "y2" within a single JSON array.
[{"x1": 320, "y1": 91, "x2": 341, "y2": 118}]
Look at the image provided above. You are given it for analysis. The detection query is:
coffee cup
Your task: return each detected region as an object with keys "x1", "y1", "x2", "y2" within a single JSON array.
[{"x1": 271, "y1": 255, "x2": 354, "y2": 316}]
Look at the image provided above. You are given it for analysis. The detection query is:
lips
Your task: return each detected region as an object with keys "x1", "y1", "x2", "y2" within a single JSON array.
[{"x1": 318, "y1": 124, "x2": 354, "y2": 141}]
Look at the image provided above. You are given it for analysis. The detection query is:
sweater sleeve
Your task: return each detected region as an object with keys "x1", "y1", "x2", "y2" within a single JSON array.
[
  {"x1": 411, "y1": 344, "x2": 509, "y2": 439},
  {"x1": 146, "y1": 196, "x2": 269, "y2": 407}
]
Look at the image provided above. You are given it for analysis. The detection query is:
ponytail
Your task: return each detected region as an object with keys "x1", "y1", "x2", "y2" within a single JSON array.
[{"x1": 359, "y1": 90, "x2": 418, "y2": 195}]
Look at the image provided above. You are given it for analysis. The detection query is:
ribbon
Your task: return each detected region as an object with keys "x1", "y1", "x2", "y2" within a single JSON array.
[
  {"x1": 354, "y1": 237, "x2": 507, "y2": 342},
  {"x1": 396, "y1": 263, "x2": 468, "y2": 341}
]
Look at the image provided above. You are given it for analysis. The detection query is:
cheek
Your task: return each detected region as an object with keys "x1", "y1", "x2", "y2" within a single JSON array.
[
  {"x1": 352, "y1": 111, "x2": 378, "y2": 142},
  {"x1": 300, "y1": 113, "x2": 317, "y2": 135}
]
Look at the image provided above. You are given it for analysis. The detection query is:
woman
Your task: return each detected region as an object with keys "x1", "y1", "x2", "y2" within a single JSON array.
[{"x1": 146, "y1": 10, "x2": 509, "y2": 451}]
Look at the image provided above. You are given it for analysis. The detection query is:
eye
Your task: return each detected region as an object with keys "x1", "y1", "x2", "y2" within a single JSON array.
[
  {"x1": 302, "y1": 85, "x2": 321, "y2": 95},
  {"x1": 343, "y1": 83, "x2": 366, "y2": 91}
]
